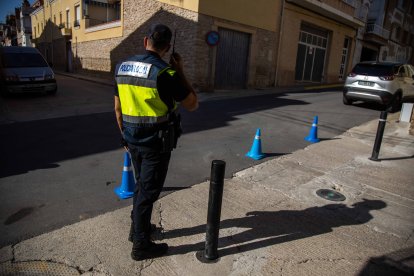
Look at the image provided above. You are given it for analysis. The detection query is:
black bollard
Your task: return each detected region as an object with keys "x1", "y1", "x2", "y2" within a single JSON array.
[
  {"x1": 369, "y1": 111, "x2": 388, "y2": 161},
  {"x1": 196, "y1": 160, "x2": 226, "y2": 263}
]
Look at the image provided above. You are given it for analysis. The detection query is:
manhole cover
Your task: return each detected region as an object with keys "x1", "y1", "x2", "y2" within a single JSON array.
[
  {"x1": 0, "y1": 261, "x2": 80, "y2": 276},
  {"x1": 316, "y1": 189, "x2": 346, "y2": 201}
]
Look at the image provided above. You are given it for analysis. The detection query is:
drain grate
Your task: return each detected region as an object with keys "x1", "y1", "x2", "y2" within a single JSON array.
[
  {"x1": 316, "y1": 189, "x2": 346, "y2": 201},
  {"x1": 0, "y1": 261, "x2": 80, "y2": 276}
]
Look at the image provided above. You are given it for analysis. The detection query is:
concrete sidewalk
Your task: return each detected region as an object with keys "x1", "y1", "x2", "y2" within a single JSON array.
[
  {"x1": 1, "y1": 110, "x2": 413, "y2": 275},
  {"x1": 54, "y1": 70, "x2": 343, "y2": 101}
]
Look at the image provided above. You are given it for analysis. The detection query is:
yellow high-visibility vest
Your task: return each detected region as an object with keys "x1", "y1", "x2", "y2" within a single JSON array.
[{"x1": 115, "y1": 55, "x2": 177, "y2": 125}]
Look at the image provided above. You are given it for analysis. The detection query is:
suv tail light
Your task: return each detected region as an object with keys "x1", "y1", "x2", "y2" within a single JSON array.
[
  {"x1": 348, "y1": 72, "x2": 357, "y2": 77},
  {"x1": 379, "y1": 75, "x2": 394, "y2": 81}
]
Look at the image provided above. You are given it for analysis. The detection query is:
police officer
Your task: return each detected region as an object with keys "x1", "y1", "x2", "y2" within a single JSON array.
[{"x1": 114, "y1": 23, "x2": 198, "y2": 261}]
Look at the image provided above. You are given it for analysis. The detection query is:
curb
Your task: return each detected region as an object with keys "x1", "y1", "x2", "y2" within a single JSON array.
[
  {"x1": 55, "y1": 71, "x2": 344, "y2": 93},
  {"x1": 304, "y1": 83, "x2": 343, "y2": 91},
  {"x1": 55, "y1": 71, "x2": 114, "y2": 87}
]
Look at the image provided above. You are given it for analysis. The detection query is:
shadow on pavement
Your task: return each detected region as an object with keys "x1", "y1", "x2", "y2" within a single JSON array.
[
  {"x1": 352, "y1": 102, "x2": 387, "y2": 112},
  {"x1": 378, "y1": 155, "x2": 414, "y2": 161},
  {"x1": 0, "y1": 112, "x2": 120, "y2": 178},
  {"x1": 162, "y1": 186, "x2": 190, "y2": 192},
  {"x1": 317, "y1": 137, "x2": 341, "y2": 142},
  {"x1": 0, "y1": 93, "x2": 308, "y2": 178},
  {"x1": 181, "y1": 93, "x2": 308, "y2": 133},
  {"x1": 164, "y1": 199, "x2": 387, "y2": 258},
  {"x1": 358, "y1": 246, "x2": 414, "y2": 276},
  {"x1": 261, "y1": 153, "x2": 289, "y2": 158}
]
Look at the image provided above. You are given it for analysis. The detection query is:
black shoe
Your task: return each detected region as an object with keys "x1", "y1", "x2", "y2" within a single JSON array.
[
  {"x1": 131, "y1": 240, "x2": 168, "y2": 261},
  {"x1": 128, "y1": 223, "x2": 157, "y2": 242}
]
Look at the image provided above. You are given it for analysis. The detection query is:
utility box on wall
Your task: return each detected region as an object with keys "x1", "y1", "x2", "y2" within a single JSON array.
[{"x1": 400, "y1": 103, "x2": 413, "y2": 123}]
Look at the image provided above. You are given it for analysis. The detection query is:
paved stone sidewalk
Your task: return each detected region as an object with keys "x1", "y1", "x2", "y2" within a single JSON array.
[{"x1": 1, "y1": 112, "x2": 413, "y2": 276}]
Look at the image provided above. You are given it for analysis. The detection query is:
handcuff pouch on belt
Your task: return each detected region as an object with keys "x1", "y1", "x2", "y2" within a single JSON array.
[{"x1": 159, "y1": 111, "x2": 182, "y2": 153}]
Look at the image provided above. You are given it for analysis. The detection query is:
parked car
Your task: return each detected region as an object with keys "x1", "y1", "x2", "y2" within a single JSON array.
[
  {"x1": 0, "y1": 46, "x2": 57, "y2": 96},
  {"x1": 343, "y1": 61, "x2": 414, "y2": 112}
]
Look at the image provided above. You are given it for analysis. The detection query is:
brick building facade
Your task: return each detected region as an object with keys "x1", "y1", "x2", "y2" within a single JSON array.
[
  {"x1": 70, "y1": 0, "x2": 280, "y2": 91},
  {"x1": 31, "y1": 0, "x2": 414, "y2": 93},
  {"x1": 68, "y1": 0, "x2": 362, "y2": 91}
]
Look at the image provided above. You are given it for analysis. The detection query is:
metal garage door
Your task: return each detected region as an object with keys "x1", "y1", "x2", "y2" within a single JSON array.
[{"x1": 215, "y1": 28, "x2": 250, "y2": 89}]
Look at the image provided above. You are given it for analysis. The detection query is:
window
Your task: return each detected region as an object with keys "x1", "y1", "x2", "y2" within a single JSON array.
[
  {"x1": 392, "y1": 26, "x2": 402, "y2": 41},
  {"x1": 339, "y1": 38, "x2": 351, "y2": 80},
  {"x1": 66, "y1": 9, "x2": 70, "y2": 28},
  {"x1": 295, "y1": 24, "x2": 328, "y2": 82},
  {"x1": 402, "y1": 31, "x2": 409, "y2": 44},
  {"x1": 353, "y1": 64, "x2": 396, "y2": 76},
  {"x1": 114, "y1": 1, "x2": 121, "y2": 20},
  {"x1": 1, "y1": 53, "x2": 48, "y2": 68},
  {"x1": 397, "y1": 0, "x2": 404, "y2": 10},
  {"x1": 74, "y1": 5, "x2": 80, "y2": 27},
  {"x1": 85, "y1": 0, "x2": 121, "y2": 28}
]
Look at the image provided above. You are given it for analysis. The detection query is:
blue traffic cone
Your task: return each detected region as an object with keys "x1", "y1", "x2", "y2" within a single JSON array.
[
  {"x1": 246, "y1": 128, "x2": 266, "y2": 160},
  {"x1": 305, "y1": 116, "x2": 320, "y2": 143},
  {"x1": 114, "y1": 152, "x2": 135, "y2": 199}
]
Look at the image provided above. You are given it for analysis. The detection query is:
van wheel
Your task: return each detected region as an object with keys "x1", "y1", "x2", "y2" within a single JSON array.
[
  {"x1": 343, "y1": 95, "x2": 353, "y2": 105},
  {"x1": 0, "y1": 86, "x2": 9, "y2": 98},
  {"x1": 47, "y1": 88, "x2": 57, "y2": 96},
  {"x1": 389, "y1": 93, "x2": 402, "y2": 113}
]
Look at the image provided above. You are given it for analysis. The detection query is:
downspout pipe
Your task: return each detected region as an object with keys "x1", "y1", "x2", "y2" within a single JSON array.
[{"x1": 274, "y1": 0, "x2": 285, "y2": 87}]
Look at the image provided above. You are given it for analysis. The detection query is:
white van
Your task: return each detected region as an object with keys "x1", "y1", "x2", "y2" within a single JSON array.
[{"x1": 0, "y1": 46, "x2": 57, "y2": 96}]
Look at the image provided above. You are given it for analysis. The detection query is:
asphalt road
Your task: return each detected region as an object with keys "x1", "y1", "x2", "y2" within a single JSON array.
[{"x1": 0, "y1": 75, "x2": 381, "y2": 247}]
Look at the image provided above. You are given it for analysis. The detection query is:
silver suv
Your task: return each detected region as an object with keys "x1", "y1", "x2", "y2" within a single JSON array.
[{"x1": 343, "y1": 62, "x2": 414, "y2": 112}]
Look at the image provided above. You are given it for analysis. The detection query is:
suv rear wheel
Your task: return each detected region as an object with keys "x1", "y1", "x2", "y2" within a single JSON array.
[{"x1": 343, "y1": 95, "x2": 353, "y2": 105}]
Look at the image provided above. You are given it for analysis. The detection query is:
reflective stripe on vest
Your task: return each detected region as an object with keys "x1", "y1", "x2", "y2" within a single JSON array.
[
  {"x1": 115, "y1": 57, "x2": 177, "y2": 125},
  {"x1": 117, "y1": 84, "x2": 169, "y2": 124}
]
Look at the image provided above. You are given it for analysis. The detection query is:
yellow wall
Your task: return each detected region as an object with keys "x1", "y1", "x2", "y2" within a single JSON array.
[
  {"x1": 31, "y1": 0, "x2": 123, "y2": 43},
  {"x1": 277, "y1": 3, "x2": 357, "y2": 86},
  {"x1": 31, "y1": 5, "x2": 46, "y2": 41},
  {"x1": 158, "y1": 0, "x2": 279, "y2": 31}
]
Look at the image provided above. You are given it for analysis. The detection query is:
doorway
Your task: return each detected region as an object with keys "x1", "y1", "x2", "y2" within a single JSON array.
[{"x1": 295, "y1": 24, "x2": 328, "y2": 82}]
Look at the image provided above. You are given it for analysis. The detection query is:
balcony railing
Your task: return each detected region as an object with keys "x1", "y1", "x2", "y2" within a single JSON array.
[
  {"x1": 61, "y1": 26, "x2": 72, "y2": 36},
  {"x1": 85, "y1": 19, "x2": 120, "y2": 33},
  {"x1": 85, "y1": 17, "x2": 106, "y2": 28},
  {"x1": 366, "y1": 23, "x2": 390, "y2": 39}
]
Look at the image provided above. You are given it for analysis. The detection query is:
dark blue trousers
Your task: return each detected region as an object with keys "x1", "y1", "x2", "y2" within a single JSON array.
[{"x1": 128, "y1": 144, "x2": 171, "y2": 242}]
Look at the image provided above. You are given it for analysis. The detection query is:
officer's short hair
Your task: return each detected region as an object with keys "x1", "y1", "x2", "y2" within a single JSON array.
[{"x1": 148, "y1": 24, "x2": 172, "y2": 51}]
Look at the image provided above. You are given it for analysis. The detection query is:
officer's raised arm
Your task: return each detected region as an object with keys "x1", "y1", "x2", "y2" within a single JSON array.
[
  {"x1": 170, "y1": 53, "x2": 198, "y2": 111},
  {"x1": 180, "y1": 85, "x2": 198, "y2": 111}
]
